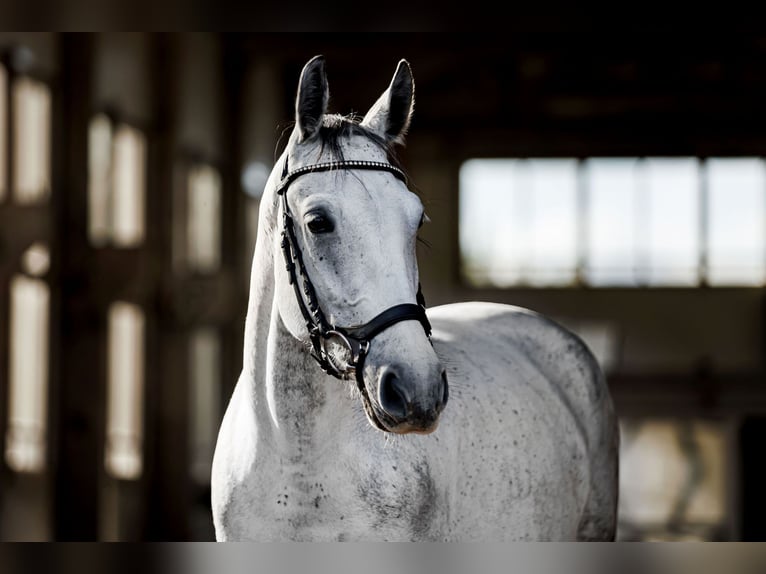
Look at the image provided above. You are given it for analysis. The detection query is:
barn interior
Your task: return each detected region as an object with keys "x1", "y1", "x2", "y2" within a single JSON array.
[{"x1": 0, "y1": 30, "x2": 765, "y2": 541}]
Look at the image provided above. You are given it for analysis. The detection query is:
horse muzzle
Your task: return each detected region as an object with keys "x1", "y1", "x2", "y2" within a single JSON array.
[{"x1": 373, "y1": 364, "x2": 449, "y2": 434}]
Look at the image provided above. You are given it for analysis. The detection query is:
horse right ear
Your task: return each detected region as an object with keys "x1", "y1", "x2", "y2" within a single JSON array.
[
  {"x1": 361, "y1": 59, "x2": 414, "y2": 146},
  {"x1": 295, "y1": 55, "x2": 329, "y2": 142}
]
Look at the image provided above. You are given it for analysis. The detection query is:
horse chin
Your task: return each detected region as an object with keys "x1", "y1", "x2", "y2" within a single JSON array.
[
  {"x1": 389, "y1": 421, "x2": 440, "y2": 436},
  {"x1": 368, "y1": 407, "x2": 441, "y2": 435}
]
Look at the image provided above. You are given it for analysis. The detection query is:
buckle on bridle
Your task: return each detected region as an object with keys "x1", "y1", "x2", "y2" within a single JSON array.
[{"x1": 319, "y1": 329, "x2": 370, "y2": 378}]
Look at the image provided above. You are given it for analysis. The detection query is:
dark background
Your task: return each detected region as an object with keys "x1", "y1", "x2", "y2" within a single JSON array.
[{"x1": 0, "y1": 30, "x2": 765, "y2": 540}]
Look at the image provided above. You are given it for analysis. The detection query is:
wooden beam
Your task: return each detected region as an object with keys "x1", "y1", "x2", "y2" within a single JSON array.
[{"x1": 52, "y1": 33, "x2": 102, "y2": 541}]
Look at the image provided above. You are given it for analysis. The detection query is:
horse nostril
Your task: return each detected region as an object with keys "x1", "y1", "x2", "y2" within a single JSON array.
[
  {"x1": 440, "y1": 370, "x2": 449, "y2": 409},
  {"x1": 379, "y1": 368, "x2": 411, "y2": 419}
]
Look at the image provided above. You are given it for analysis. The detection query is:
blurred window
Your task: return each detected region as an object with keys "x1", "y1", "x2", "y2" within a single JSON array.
[
  {"x1": 112, "y1": 125, "x2": 146, "y2": 246},
  {"x1": 88, "y1": 115, "x2": 146, "y2": 247},
  {"x1": 5, "y1": 272, "x2": 50, "y2": 473},
  {"x1": 12, "y1": 76, "x2": 51, "y2": 204},
  {"x1": 585, "y1": 158, "x2": 640, "y2": 286},
  {"x1": 187, "y1": 164, "x2": 222, "y2": 273},
  {"x1": 105, "y1": 302, "x2": 145, "y2": 480},
  {"x1": 706, "y1": 158, "x2": 766, "y2": 286},
  {"x1": 189, "y1": 327, "x2": 221, "y2": 484},
  {"x1": 88, "y1": 114, "x2": 113, "y2": 245},
  {"x1": 644, "y1": 158, "x2": 700, "y2": 286},
  {"x1": 460, "y1": 157, "x2": 765, "y2": 287},
  {"x1": 618, "y1": 418, "x2": 728, "y2": 540},
  {"x1": 460, "y1": 159, "x2": 578, "y2": 286}
]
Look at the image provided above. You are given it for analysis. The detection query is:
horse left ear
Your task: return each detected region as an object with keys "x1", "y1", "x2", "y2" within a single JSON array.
[
  {"x1": 361, "y1": 59, "x2": 414, "y2": 146},
  {"x1": 296, "y1": 55, "x2": 330, "y2": 142}
]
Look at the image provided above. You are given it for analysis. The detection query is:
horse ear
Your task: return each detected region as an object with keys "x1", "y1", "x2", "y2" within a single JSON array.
[
  {"x1": 361, "y1": 59, "x2": 414, "y2": 146},
  {"x1": 295, "y1": 55, "x2": 329, "y2": 142}
]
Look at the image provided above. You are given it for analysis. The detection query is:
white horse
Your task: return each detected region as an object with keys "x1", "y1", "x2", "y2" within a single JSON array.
[{"x1": 211, "y1": 56, "x2": 619, "y2": 541}]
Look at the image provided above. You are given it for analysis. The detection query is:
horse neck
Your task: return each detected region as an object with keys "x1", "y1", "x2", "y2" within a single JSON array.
[{"x1": 241, "y1": 189, "x2": 357, "y2": 452}]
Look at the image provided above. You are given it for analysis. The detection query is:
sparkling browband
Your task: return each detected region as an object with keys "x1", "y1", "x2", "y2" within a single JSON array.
[{"x1": 276, "y1": 160, "x2": 408, "y2": 196}]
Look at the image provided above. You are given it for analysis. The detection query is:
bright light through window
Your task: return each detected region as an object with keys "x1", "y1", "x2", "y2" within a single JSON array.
[
  {"x1": 525, "y1": 160, "x2": 578, "y2": 285},
  {"x1": 644, "y1": 158, "x2": 700, "y2": 286},
  {"x1": 112, "y1": 125, "x2": 146, "y2": 247},
  {"x1": 460, "y1": 159, "x2": 577, "y2": 287},
  {"x1": 88, "y1": 116, "x2": 147, "y2": 248},
  {"x1": 460, "y1": 157, "x2": 766, "y2": 288},
  {"x1": 105, "y1": 302, "x2": 145, "y2": 480},
  {"x1": 460, "y1": 159, "x2": 514, "y2": 286},
  {"x1": 706, "y1": 158, "x2": 766, "y2": 286},
  {"x1": 585, "y1": 158, "x2": 639, "y2": 286},
  {"x1": 12, "y1": 76, "x2": 51, "y2": 204},
  {"x1": 6, "y1": 275, "x2": 50, "y2": 473}
]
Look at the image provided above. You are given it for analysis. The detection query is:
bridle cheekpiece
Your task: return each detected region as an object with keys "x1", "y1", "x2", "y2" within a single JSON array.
[{"x1": 275, "y1": 157, "x2": 432, "y2": 429}]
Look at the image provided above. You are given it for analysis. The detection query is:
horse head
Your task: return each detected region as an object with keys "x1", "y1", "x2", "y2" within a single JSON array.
[{"x1": 270, "y1": 55, "x2": 448, "y2": 434}]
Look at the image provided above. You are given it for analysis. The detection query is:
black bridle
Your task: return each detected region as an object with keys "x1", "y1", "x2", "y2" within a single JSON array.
[{"x1": 275, "y1": 157, "x2": 432, "y2": 429}]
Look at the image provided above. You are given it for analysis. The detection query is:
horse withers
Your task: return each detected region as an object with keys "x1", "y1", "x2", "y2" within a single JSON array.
[{"x1": 211, "y1": 55, "x2": 619, "y2": 541}]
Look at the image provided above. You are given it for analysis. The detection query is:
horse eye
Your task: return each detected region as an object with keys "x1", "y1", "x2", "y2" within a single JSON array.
[
  {"x1": 306, "y1": 213, "x2": 334, "y2": 234},
  {"x1": 418, "y1": 212, "x2": 430, "y2": 229}
]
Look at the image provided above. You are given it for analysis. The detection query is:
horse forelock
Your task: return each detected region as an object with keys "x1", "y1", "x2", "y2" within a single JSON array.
[{"x1": 279, "y1": 113, "x2": 404, "y2": 170}]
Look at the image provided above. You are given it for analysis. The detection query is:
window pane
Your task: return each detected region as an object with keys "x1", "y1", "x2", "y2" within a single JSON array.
[
  {"x1": 189, "y1": 328, "x2": 221, "y2": 484},
  {"x1": 585, "y1": 158, "x2": 639, "y2": 286},
  {"x1": 12, "y1": 77, "x2": 51, "y2": 204},
  {"x1": 525, "y1": 160, "x2": 578, "y2": 285},
  {"x1": 6, "y1": 275, "x2": 49, "y2": 473},
  {"x1": 459, "y1": 159, "x2": 577, "y2": 287},
  {"x1": 460, "y1": 156, "x2": 766, "y2": 289},
  {"x1": 460, "y1": 159, "x2": 517, "y2": 286},
  {"x1": 88, "y1": 114, "x2": 113, "y2": 246},
  {"x1": 644, "y1": 158, "x2": 700, "y2": 286},
  {"x1": 187, "y1": 165, "x2": 222, "y2": 273},
  {"x1": 706, "y1": 158, "x2": 766, "y2": 286},
  {"x1": 0, "y1": 64, "x2": 7, "y2": 201},
  {"x1": 112, "y1": 125, "x2": 146, "y2": 247},
  {"x1": 105, "y1": 302, "x2": 145, "y2": 480}
]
